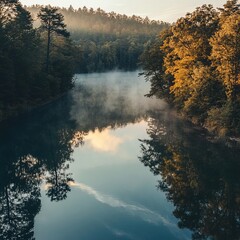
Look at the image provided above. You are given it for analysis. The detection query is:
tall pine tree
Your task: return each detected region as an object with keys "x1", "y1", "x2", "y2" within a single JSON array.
[{"x1": 38, "y1": 6, "x2": 70, "y2": 73}]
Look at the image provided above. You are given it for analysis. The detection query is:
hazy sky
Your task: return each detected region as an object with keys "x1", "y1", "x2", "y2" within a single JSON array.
[{"x1": 20, "y1": 0, "x2": 228, "y2": 22}]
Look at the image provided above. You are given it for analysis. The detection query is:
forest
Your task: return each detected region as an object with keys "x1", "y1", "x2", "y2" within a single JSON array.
[
  {"x1": 0, "y1": 0, "x2": 75, "y2": 121},
  {"x1": 27, "y1": 5, "x2": 169, "y2": 72},
  {"x1": 0, "y1": 0, "x2": 168, "y2": 121},
  {"x1": 1, "y1": 0, "x2": 239, "y2": 138},
  {"x1": 140, "y1": 0, "x2": 240, "y2": 136}
]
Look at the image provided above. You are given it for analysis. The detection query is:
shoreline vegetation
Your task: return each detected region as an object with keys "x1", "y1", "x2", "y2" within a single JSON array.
[
  {"x1": 1, "y1": 0, "x2": 239, "y2": 140},
  {"x1": 140, "y1": 0, "x2": 240, "y2": 138},
  {"x1": 0, "y1": 1, "x2": 75, "y2": 121},
  {"x1": 0, "y1": 0, "x2": 167, "y2": 122}
]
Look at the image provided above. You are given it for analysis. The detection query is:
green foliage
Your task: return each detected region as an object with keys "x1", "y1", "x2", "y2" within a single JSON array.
[
  {"x1": 139, "y1": 29, "x2": 173, "y2": 99},
  {"x1": 1, "y1": 2, "x2": 167, "y2": 120},
  {"x1": 27, "y1": 5, "x2": 169, "y2": 72},
  {"x1": 207, "y1": 101, "x2": 240, "y2": 136},
  {"x1": 0, "y1": 1, "x2": 75, "y2": 121},
  {"x1": 0, "y1": 0, "x2": 40, "y2": 107},
  {"x1": 38, "y1": 6, "x2": 70, "y2": 73},
  {"x1": 38, "y1": 6, "x2": 69, "y2": 37}
]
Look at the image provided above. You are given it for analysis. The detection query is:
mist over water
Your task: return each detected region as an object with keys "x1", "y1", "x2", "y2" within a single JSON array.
[
  {"x1": 3, "y1": 71, "x2": 237, "y2": 239},
  {"x1": 71, "y1": 71, "x2": 167, "y2": 130}
]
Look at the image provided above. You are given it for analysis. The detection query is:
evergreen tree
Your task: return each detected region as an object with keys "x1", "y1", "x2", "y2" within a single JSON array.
[
  {"x1": 27, "y1": 5, "x2": 169, "y2": 73},
  {"x1": 0, "y1": 0, "x2": 41, "y2": 114},
  {"x1": 38, "y1": 6, "x2": 70, "y2": 73},
  {"x1": 0, "y1": 1, "x2": 75, "y2": 121}
]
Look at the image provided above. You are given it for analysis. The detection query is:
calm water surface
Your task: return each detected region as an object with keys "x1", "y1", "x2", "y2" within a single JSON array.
[{"x1": 0, "y1": 72, "x2": 239, "y2": 240}]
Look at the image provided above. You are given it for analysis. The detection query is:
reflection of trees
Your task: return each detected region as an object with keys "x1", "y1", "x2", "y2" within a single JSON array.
[
  {"x1": 71, "y1": 83, "x2": 137, "y2": 131},
  {"x1": 44, "y1": 129, "x2": 75, "y2": 202},
  {"x1": 0, "y1": 95, "x2": 78, "y2": 239},
  {"x1": 70, "y1": 78, "x2": 159, "y2": 132},
  {"x1": 45, "y1": 168, "x2": 73, "y2": 202},
  {"x1": 0, "y1": 74, "x2": 160, "y2": 239},
  {"x1": 0, "y1": 155, "x2": 41, "y2": 240},
  {"x1": 139, "y1": 111, "x2": 240, "y2": 240}
]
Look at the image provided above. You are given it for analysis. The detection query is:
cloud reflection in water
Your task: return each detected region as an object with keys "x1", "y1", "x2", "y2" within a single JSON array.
[
  {"x1": 85, "y1": 128, "x2": 123, "y2": 152},
  {"x1": 69, "y1": 181, "x2": 190, "y2": 240}
]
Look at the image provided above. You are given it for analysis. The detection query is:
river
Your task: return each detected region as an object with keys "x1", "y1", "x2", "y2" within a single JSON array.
[{"x1": 0, "y1": 71, "x2": 239, "y2": 240}]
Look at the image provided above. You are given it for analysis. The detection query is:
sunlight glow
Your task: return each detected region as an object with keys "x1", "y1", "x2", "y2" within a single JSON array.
[{"x1": 19, "y1": 0, "x2": 227, "y2": 22}]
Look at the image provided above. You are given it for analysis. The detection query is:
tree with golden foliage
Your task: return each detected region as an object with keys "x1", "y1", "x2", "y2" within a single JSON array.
[
  {"x1": 142, "y1": 1, "x2": 240, "y2": 135},
  {"x1": 210, "y1": 3, "x2": 240, "y2": 102},
  {"x1": 162, "y1": 4, "x2": 220, "y2": 121}
]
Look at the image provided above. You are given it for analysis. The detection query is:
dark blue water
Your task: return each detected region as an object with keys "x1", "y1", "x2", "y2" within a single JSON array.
[{"x1": 0, "y1": 72, "x2": 239, "y2": 240}]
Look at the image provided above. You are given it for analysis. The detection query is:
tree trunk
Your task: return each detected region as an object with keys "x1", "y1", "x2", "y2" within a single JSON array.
[{"x1": 46, "y1": 28, "x2": 51, "y2": 73}]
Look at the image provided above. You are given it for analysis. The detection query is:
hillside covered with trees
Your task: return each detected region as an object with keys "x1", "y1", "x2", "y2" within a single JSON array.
[
  {"x1": 0, "y1": 1, "x2": 168, "y2": 121},
  {"x1": 27, "y1": 5, "x2": 169, "y2": 72},
  {"x1": 140, "y1": 0, "x2": 240, "y2": 137}
]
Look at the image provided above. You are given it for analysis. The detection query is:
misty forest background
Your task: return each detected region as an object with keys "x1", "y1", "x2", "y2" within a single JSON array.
[{"x1": 0, "y1": 0, "x2": 239, "y2": 137}]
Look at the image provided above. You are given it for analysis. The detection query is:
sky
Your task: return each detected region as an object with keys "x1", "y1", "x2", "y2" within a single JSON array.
[{"x1": 20, "y1": 0, "x2": 228, "y2": 22}]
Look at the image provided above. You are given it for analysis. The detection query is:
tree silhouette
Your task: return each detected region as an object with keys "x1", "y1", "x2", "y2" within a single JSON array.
[
  {"x1": 0, "y1": 155, "x2": 42, "y2": 240},
  {"x1": 45, "y1": 166, "x2": 73, "y2": 202},
  {"x1": 0, "y1": 95, "x2": 78, "y2": 238},
  {"x1": 38, "y1": 6, "x2": 70, "y2": 73}
]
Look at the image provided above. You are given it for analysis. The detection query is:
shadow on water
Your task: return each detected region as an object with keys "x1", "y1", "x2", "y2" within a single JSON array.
[
  {"x1": 0, "y1": 94, "x2": 77, "y2": 239},
  {"x1": 0, "y1": 72, "x2": 239, "y2": 239},
  {"x1": 0, "y1": 72, "x2": 162, "y2": 239},
  {"x1": 139, "y1": 110, "x2": 240, "y2": 240}
]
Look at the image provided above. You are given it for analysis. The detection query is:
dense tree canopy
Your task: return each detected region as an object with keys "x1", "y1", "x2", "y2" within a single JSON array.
[
  {"x1": 38, "y1": 6, "x2": 70, "y2": 72},
  {"x1": 0, "y1": 1, "x2": 75, "y2": 121},
  {"x1": 27, "y1": 5, "x2": 169, "y2": 72},
  {"x1": 141, "y1": 0, "x2": 240, "y2": 136},
  {"x1": 139, "y1": 29, "x2": 173, "y2": 99},
  {"x1": 210, "y1": 11, "x2": 240, "y2": 102}
]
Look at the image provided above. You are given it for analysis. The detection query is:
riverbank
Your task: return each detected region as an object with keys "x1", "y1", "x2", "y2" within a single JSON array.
[
  {"x1": 0, "y1": 92, "x2": 68, "y2": 124},
  {"x1": 176, "y1": 110, "x2": 240, "y2": 147}
]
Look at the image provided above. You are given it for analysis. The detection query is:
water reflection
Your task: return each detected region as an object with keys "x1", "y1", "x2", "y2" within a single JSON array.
[
  {"x1": 85, "y1": 128, "x2": 123, "y2": 152},
  {"x1": 139, "y1": 110, "x2": 240, "y2": 239},
  {"x1": 0, "y1": 72, "x2": 160, "y2": 239},
  {"x1": 0, "y1": 155, "x2": 41, "y2": 239},
  {"x1": 71, "y1": 72, "x2": 163, "y2": 131},
  {"x1": 0, "y1": 96, "x2": 76, "y2": 239},
  {"x1": 1, "y1": 71, "x2": 239, "y2": 239}
]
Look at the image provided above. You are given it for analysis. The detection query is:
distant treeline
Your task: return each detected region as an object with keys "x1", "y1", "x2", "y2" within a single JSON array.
[
  {"x1": 0, "y1": 1, "x2": 75, "y2": 120},
  {"x1": 27, "y1": 5, "x2": 170, "y2": 72},
  {"x1": 140, "y1": 0, "x2": 240, "y2": 136},
  {"x1": 0, "y1": 1, "x2": 168, "y2": 121}
]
